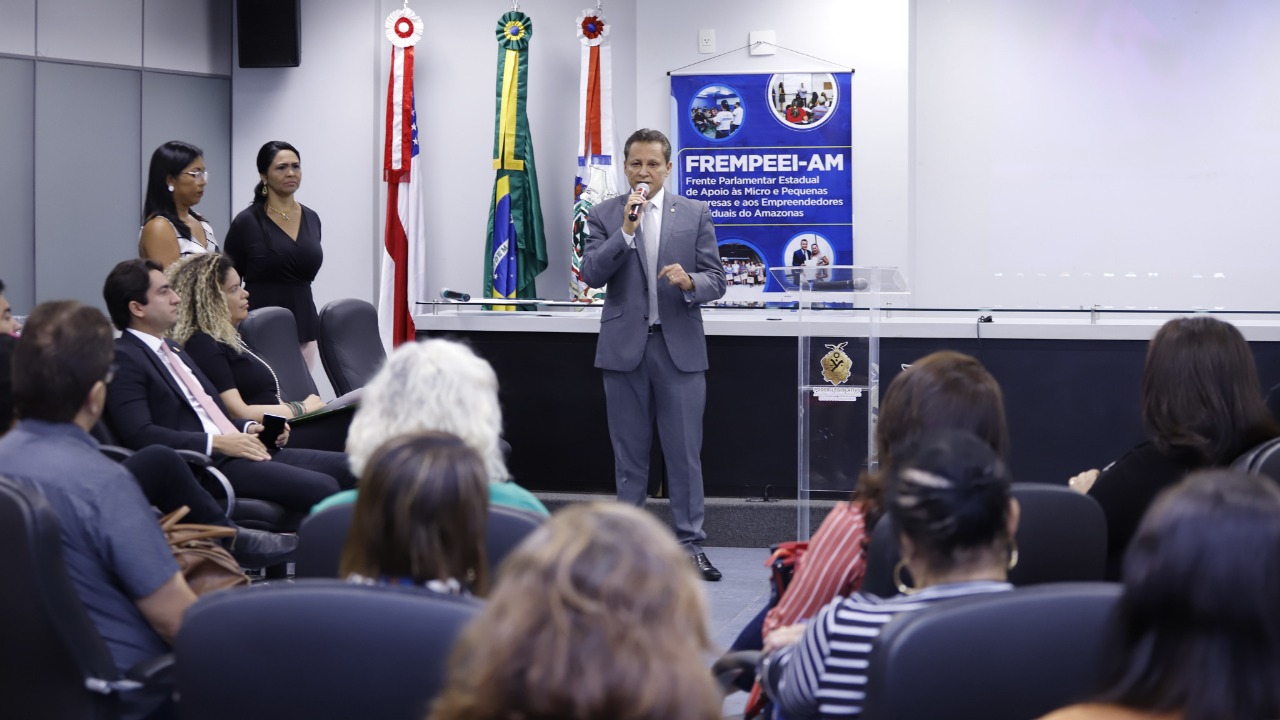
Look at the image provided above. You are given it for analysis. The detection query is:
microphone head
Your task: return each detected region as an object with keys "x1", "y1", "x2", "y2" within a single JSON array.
[{"x1": 634, "y1": 182, "x2": 650, "y2": 197}]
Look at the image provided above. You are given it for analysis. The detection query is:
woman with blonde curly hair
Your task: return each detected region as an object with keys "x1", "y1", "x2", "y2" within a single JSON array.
[
  {"x1": 428, "y1": 503, "x2": 722, "y2": 720},
  {"x1": 311, "y1": 338, "x2": 546, "y2": 516},
  {"x1": 167, "y1": 253, "x2": 325, "y2": 424}
]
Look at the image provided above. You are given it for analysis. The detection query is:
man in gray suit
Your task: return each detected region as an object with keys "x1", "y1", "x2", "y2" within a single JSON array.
[{"x1": 581, "y1": 129, "x2": 727, "y2": 580}]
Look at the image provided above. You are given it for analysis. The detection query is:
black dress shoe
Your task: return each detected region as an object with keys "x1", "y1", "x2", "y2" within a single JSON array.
[
  {"x1": 693, "y1": 552, "x2": 722, "y2": 582},
  {"x1": 231, "y1": 528, "x2": 297, "y2": 569}
]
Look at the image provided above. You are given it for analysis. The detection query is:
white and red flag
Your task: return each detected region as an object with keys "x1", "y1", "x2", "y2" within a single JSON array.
[
  {"x1": 570, "y1": 6, "x2": 619, "y2": 301},
  {"x1": 379, "y1": 8, "x2": 425, "y2": 347}
]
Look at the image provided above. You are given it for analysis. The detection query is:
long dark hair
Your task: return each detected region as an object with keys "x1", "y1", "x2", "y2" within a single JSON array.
[
  {"x1": 340, "y1": 432, "x2": 489, "y2": 596},
  {"x1": 1100, "y1": 469, "x2": 1280, "y2": 719},
  {"x1": 143, "y1": 141, "x2": 205, "y2": 239},
  {"x1": 857, "y1": 351, "x2": 1010, "y2": 524},
  {"x1": 251, "y1": 140, "x2": 301, "y2": 205},
  {"x1": 1141, "y1": 316, "x2": 1279, "y2": 466}
]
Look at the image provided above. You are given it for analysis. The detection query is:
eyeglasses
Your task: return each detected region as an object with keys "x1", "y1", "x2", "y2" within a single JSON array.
[{"x1": 184, "y1": 170, "x2": 209, "y2": 181}]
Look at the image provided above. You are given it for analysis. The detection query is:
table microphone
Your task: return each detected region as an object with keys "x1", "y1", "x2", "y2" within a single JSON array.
[
  {"x1": 627, "y1": 182, "x2": 650, "y2": 223},
  {"x1": 440, "y1": 288, "x2": 471, "y2": 302}
]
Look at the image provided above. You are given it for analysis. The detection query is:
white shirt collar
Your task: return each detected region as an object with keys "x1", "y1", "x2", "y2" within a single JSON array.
[
  {"x1": 648, "y1": 186, "x2": 666, "y2": 211},
  {"x1": 127, "y1": 328, "x2": 166, "y2": 353}
]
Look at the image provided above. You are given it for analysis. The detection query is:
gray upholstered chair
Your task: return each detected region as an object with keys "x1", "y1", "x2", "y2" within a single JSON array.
[
  {"x1": 0, "y1": 475, "x2": 174, "y2": 719},
  {"x1": 862, "y1": 482, "x2": 1107, "y2": 597},
  {"x1": 318, "y1": 298, "x2": 386, "y2": 396},
  {"x1": 176, "y1": 579, "x2": 481, "y2": 720},
  {"x1": 861, "y1": 582, "x2": 1121, "y2": 720}
]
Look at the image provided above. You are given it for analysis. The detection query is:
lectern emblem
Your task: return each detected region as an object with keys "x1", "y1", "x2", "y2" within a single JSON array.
[{"x1": 820, "y1": 342, "x2": 852, "y2": 386}]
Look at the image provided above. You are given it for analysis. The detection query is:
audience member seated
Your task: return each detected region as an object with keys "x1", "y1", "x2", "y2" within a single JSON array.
[
  {"x1": 0, "y1": 301, "x2": 197, "y2": 719},
  {"x1": 428, "y1": 503, "x2": 722, "y2": 720},
  {"x1": 733, "y1": 350, "x2": 1010, "y2": 716},
  {"x1": 165, "y1": 253, "x2": 344, "y2": 450},
  {"x1": 340, "y1": 432, "x2": 489, "y2": 597},
  {"x1": 1040, "y1": 469, "x2": 1280, "y2": 720},
  {"x1": 762, "y1": 430, "x2": 1018, "y2": 719},
  {"x1": 313, "y1": 339, "x2": 546, "y2": 516},
  {"x1": 1068, "y1": 316, "x2": 1279, "y2": 580},
  {"x1": 102, "y1": 259, "x2": 355, "y2": 514}
]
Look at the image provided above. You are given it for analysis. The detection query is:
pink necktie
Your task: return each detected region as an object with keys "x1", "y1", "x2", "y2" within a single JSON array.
[{"x1": 159, "y1": 341, "x2": 239, "y2": 435}]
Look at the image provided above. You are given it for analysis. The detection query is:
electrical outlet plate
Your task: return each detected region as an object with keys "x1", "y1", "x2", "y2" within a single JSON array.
[{"x1": 698, "y1": 28, "x2": 715, "y2": 54}]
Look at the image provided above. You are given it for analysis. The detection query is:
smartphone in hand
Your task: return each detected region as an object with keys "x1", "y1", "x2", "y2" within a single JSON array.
[{"x1": 259, "y1": 413, "x2": 287, "y2": 447}]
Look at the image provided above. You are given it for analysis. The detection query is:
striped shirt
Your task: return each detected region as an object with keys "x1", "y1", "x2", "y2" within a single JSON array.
[{"x1": 767, "y1": 580, "x2": 1013, "y2": 718}]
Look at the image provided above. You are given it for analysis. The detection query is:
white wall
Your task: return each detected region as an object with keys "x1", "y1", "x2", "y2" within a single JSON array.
[
  {"x1": 912, "y1": 0, "x2": 1280, "y2": 310},
  {"x1": 636, "y1": 0, "x2": 911, "y2": 275},
  {"x1": 231, "y1": 0, "x2": 383, "y2": 312},
  {"x1": 377, "y1": 0, "x2": 638, "y2": 302}
]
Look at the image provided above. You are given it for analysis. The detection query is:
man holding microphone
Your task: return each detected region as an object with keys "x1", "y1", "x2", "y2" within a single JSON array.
[{"x1": 581, "y1": 129, "x2": 727, "y2": 580}]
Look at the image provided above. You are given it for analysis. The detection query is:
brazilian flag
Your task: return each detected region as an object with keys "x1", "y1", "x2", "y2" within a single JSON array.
[{"x1": 484, "y1": 11, "x2": 547, "y2": 309}]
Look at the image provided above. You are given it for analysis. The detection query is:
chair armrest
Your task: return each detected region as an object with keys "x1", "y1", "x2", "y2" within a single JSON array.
[
  {"x1": 177, "y1": 455, "x2": 237, "y2": 518},
  {"x1": 712, "y1": 650, "x2": 762, "y2": 693},
  {"x1": 173, "y1": 449, "x2": 212, "y2": 467},
  {"x1": 126, "y1": 652, "x2": 175, "y2": 688},
  {"x1": 97, "y1": 445, "x2": 134, "y2": 462}
]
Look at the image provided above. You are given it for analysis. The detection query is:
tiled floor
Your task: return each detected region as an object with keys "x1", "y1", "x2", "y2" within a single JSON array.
[{"x1": 700, "y1": 547, "x2": 772, "y2": 719}]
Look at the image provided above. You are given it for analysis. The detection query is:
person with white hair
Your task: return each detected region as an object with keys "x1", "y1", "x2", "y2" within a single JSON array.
[{"x1": 310, "y1": 339, "x2": 547, "y2": 516}]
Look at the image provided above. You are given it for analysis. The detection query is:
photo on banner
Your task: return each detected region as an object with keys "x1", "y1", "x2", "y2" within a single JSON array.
[{"x1": 672, "y1": 71, "x2": 853, "y2": 302}]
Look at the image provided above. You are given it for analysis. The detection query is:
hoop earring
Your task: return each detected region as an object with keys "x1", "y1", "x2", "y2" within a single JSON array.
[
  {"x1": 894, "y1": 560, "x2": 918, "y2": 595},
  {"x1": 167, "y1": 184, "x2": 174, "y2": 192},
  {"x1": 1008, "y1": 542, "x2": 1019, "y2": 571},
  {"x1": 261, "y1": 184, "x2": 268, "y2": 197}
]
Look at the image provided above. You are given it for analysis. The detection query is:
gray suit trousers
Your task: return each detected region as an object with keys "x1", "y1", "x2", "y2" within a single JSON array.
[{"x1": 603, "y1": 329, "x2": 707, "y2": 553}]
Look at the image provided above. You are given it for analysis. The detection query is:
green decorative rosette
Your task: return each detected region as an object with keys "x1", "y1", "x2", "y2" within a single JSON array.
[{"x1": 496, "y1": 11, "x2": 532, "y2": 50}]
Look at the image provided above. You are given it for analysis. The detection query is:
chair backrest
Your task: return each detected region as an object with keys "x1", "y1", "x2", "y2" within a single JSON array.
[
  {"x1": 238, "y1": 306, "x2": 318, "y2": 399},
  {"x1": 295, "y1": 502, "x2": 356, "y2": 578},
  {"x1": 295, "y1": 501, "x2": 545, "y2": 581},
  {"x1": 862, "y1": 582, "x2": 1122, "y2": 720},
  {"x1": 318, "y1": 298, "x2": 387, "y2": 396},
  {"x1": 1232, "y1": 436, "x2": 1280, "y2": 481},
  {"x1": 862, "y1": 482, "x2": 1107, "y2": 597},
  {"x1": 485, "y1": 505, "x2": 545, "y2": 577},
  {"x1": 0, "y1": 476, "x2": 123, "y2": 719},
  {"x1": 176, "y1": 579, "x2": 482, "y2": 720}
]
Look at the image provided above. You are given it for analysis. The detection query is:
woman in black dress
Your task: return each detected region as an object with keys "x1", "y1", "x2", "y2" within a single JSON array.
[{"x1": 224, "y1": 140, "x2": 323, "y2": 367}]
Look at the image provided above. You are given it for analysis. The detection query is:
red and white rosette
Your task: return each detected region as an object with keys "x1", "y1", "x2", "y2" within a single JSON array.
[
  {"x1": 385, "y1": 7, "x2": 423, "y2": 48},
  {"x1": 576, "y1": 11, "x2": 608, "y2": 47}
]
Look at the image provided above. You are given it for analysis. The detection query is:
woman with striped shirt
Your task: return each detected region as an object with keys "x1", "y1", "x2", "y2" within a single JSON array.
[
  {"x1": 736, "y1": 351, "x2": 1010, "y2": 717},
  {"x1": 762, "y1": 430, "x2": 1019, "y2": 719}
]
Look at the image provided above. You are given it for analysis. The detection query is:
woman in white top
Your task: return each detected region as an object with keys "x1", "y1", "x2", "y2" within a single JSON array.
[{"x1": 139, "y1": 141, "x2": 220, "y2": 268}]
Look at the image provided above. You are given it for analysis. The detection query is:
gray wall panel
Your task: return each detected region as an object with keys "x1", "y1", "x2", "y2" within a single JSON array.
[
  {"x1": 143, "y1": 0, "x2": 231, "y2": 76},
  {"x1": 0, "y1": 58, "x2": 36, "y2": 311},
  {"x1": 0, "y1": 0, "x2": 36, "y2": 55},
  {"x1": 141, "y1": 72, "x2": 232, "y2": 236},
  {"x1": 36, "y1": 0, "x2": 142, "y2": 66},
  {"x1": 35, "y1": 62, "x2": 140, "y2": 307}
]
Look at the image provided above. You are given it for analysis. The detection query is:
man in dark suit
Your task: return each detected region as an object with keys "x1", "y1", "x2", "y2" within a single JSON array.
[
  {"x1": 102, "y1": 259, "x2": 355, "y2": 514},
  {"x1": 791, "y1": 239, "x2": 811, "y2": 268},
  {"x1": 580, "y1": 129, "x2": 727, "y2": 580}
]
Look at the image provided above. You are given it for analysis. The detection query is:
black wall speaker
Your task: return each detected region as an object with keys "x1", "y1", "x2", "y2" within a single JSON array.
[{"x1": 236, "y1": 0, "x2": 301, "y2": 68}]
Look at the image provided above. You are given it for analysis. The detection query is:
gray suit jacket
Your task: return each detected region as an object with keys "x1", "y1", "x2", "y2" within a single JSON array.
[{"x1": 580, "y1": 190, "x2": 726, "y2": 372}]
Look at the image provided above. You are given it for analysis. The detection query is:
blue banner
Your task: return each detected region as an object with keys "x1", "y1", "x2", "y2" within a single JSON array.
[{"x1": 672, "y1": 72, "x2": 853, "y2": 297}]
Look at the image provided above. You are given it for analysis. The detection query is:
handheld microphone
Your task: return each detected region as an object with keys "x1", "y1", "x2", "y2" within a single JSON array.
[
  {"x1": 627, "y1": 183, "x2": 651, "y2": 223},
  {"x1": 440, "y1": 288, "x2": 471, "y2": 302}
]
